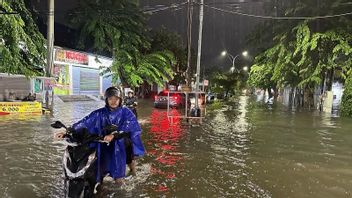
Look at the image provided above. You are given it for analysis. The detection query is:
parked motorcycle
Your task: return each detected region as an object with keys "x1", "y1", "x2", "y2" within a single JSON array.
[{"x1": 51, "y1": 121, "x2": 127, "y2": 198}]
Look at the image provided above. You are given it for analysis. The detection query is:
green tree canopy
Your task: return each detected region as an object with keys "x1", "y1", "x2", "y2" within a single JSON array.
[
  {"x1": 0, "y1": 0, "x2": 46, "y2": 76},
  {"x1": 150, "y1": 27, "x2": 189, "y2": 85},
  {"x1": 69, "y1": 0, "x2": 175, "y2": 88},
  {"x1": 248, "y1": 0, "x2": 352, "y2": 90},
  {"x1": 211, "y1": 71, "x2": 243, "y2": 97},
  {"x1": 340, "y1": 70, "x2": 352, "y2": 117}
]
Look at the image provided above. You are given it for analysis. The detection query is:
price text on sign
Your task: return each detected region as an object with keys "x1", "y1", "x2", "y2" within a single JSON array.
[{"x1": 0, "y1": 102, "x2": 42, "y2": 113}]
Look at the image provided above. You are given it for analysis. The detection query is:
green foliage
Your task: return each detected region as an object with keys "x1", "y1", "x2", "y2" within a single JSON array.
[
  {"x1": 247, "y1": 47, "x2": 277, "y2": 89},
  {"x1": 150, "y1": 27, "x2": 189, "y2": 85},
  {"x1": 211, "y1": 84, "x2": 225, "y2": 96},
  {"x1": 69, "y1": 0, "x2": 147, "y2": 52},
  {"x1": 0, "y1": 0, "x2": 46, "y2": 76},
  {"x1": 69, "y1": 0, "x2": 175, "y2": 88},
  {"x1": 150, "y1": 28, "x2": 186, "y2": 69},
  {"x1": 248, "y1": 0, "x2": 352, "y2": 92},
  {"x1": 207, "y1": 100, "x2": 224, "y2": 111},
  {"x1": 103, "y1": 50, "x2": 175, "y2": 87},
  {"x1": 340, "y1": 71, "x2": 352, "y2": 117},
  {"x1": 211, "y1": 72, "x2": 242, "y2": 96}
]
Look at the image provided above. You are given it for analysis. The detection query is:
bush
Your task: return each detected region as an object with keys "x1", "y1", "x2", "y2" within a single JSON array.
[
  {"x1": 207, "y1": 100, "x2": 223, "y2": 111},
  {"x1": 340, "y1": 72, "x2": 352, "y2": 117}
]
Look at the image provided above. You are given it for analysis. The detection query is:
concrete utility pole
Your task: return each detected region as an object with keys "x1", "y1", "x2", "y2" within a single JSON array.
[
  {"x1": 46, "y1": 0, "x2": 54, "y2": 77},
  {"x1": 186, "y1": 0, "x2": 193, "y2": 87},
  {"x1": 195, "y1": 0, "x2": 204, "y2": 108}
]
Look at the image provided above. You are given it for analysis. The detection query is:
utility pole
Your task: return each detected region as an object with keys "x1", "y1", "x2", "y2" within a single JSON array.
[
  {"x1": 46, "y1": 0, "x2": 55, "y2": 112},
  {"x1": 46, "y1": 0, "x2": 54, "y2": 77},
  {"x1": 186, "y1": 0, "x2": 193, "y2": 87},
  {"x1": 195, "y1": 0, "x2": 204, "y2": 109}
]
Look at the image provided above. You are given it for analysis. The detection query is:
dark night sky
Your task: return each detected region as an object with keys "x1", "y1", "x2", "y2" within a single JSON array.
[{"x1": 31, "y1": 0, "x2": 268, "y2": 70}]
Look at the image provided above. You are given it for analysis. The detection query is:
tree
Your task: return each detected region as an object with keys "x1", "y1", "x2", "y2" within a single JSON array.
[
  {"x1": 211, "y1": 71, "x2": 242, "y2": 98},
  {"x1": 69, "y1": 0, "x2": 175, "y2": 88},
  {"x1": 0, "y1": 0, "x2": 46, "y2": 76},
  {"x1": 247, "y1": 0, "x2": 352, "y2": 108},
  {"x1": 340, "y1": 70, "x2": 352, "y2": 117},
  {"x1": 150, "y1": 27, "x2": 189, "y2": 86}
]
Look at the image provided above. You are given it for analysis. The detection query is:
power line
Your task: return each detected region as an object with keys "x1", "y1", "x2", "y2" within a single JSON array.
[
  {"x1": 24, "y1": 1, "x2": 188, "y2": 16},
  {"x1": 194, "y1": 2, "x2": 352, "y2": 20},
  {"x1": 143, "y1": 1, "x2": 188, "y2": 14}
]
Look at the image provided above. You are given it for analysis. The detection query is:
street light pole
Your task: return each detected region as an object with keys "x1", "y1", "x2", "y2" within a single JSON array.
[
  {"x1": 222, "y1": 51, "x2": 248, "y2": 73},
  {"x1": 46, "y1": 0, "x2": 54, "y2": 77},
  {"x1": 231, "y1": 54, "x2": 240, "y2": 73},
  {"x1": 186, "y1": 0, "x2": 193, "y2": 87},
  {"x1": 195, "y1": 0, "x2": 204, "y2": 109}
]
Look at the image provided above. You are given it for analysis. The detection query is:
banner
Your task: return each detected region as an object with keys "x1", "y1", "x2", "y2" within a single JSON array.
[
  {"x1": 53, "y1": 64, "x2": 70, "y2": 95},
  {"x1": 0, "y1": 102, "x2": 42, "y2": 113},
  {"x1": 66, "y1": 51, "x2": 88, "y2": 65},
  {"x1": 55, "y1": 49, "x2": 88, "y2": 65}
]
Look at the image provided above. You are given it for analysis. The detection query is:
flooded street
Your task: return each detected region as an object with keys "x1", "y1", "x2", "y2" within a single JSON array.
[{"x1": 0, "y1": 96, "x2": 352, "y2": 197}]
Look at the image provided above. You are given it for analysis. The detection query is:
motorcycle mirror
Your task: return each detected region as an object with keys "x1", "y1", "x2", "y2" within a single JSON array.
[{"x1": 51, "y1": 121, "x2": 67, "y2": 129}]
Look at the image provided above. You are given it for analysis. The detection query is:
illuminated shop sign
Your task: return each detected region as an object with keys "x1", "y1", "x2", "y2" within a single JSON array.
[{"x1": 55, "y1": 49, "x2": 88, "y2": 65}]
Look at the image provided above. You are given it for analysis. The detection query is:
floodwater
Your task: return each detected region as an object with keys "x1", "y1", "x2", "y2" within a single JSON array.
[{"x1": 0, "y1": 96, "x2": 351, "y2": 197}]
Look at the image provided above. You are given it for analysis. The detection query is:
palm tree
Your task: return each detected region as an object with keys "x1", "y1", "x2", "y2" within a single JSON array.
[{"x1": 68, "y1": 0, "x2": 175, "y2": 88}]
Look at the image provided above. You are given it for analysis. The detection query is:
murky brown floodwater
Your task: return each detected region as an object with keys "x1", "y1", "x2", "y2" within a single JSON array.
[{"x1": 0, "y1": 96, "x2": 351, "y2": 197}]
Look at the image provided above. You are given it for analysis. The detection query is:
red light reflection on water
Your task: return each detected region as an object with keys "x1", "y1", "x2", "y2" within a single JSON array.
[
  {"x1": 156, "y1": 154, "x2": 183, "y2": 166},
  {"x1": 150, "y1": 109, "x2": 183, "y2": 141},
  {"x1": 148, "y1": 109, "x2": 186, "y2": 193},
  {"x1": 154, "y1": 184, "x2": 169, "y2": 192}
]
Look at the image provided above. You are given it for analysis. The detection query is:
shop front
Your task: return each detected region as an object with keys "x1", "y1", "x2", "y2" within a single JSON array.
[
  {"x1": 72, "y1": 66, "x2": 100, "y2": 95},
  {"x1": 53, "y1": 48, "x2": 113, "y2": 96}
]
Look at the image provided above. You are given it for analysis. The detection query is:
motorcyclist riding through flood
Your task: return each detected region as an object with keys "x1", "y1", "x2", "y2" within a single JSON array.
[{"x1": 54, "y1": 87, "x2": 145, "y2": 197}]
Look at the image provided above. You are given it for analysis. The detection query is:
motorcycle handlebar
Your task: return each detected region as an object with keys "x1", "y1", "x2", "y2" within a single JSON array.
[
  {"x1": 112, "y1": 131, "x2": 129, "y2": 140},
  {"x1": 52, "y1": 121, "x2": 129, "y2": 145}
]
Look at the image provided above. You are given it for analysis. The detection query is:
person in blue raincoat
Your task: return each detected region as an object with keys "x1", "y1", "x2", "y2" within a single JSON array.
[{"x1": 55, "y1": 87, "x2": 145, "y2": 182}]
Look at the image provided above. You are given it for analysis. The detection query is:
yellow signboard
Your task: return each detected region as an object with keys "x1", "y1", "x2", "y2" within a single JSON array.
[
  {"x1": 0, "y1": 102, "x2": 42, "y2": 113},
  {"x1": 55, "y1": 49, "x2": 66, "y2": 62}
]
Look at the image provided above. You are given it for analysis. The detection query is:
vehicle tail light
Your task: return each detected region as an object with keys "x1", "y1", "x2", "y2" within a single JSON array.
[
  {"x1": 174, "y1": 96, "x2": 178, "y2": 100},
  {"x1": 154, "y1": 96, "x2": 158, "y2": 100}
]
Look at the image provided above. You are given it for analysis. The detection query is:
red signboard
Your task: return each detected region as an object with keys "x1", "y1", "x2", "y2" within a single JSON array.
[
  {"x1": 65, "y1": 51, "x2": 88, "y2": 65},
  {"x1": 55, "y1": 49, "x2": 89, "y2": 65}
]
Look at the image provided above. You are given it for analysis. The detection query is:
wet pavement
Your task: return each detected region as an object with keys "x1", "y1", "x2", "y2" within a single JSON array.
[{"x1": 0, "y1": 96, "x2": 352, "y2": 197}]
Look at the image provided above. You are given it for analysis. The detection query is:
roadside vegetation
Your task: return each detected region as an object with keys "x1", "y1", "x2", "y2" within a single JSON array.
[
  {"x1": 247, "y1": 0, "x2": 352, "y2": 115},
  {"x1": 0, "y1": 0, "x2": 46, "y2": 76}
]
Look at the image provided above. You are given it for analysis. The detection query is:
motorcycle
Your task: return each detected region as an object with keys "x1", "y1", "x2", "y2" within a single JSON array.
[
  {"x1": 51, "y1": 121, "x2": 127, "y2": 198},
  {"x1": 124, "y1": 100, "x2": 138, "y2": 119}
]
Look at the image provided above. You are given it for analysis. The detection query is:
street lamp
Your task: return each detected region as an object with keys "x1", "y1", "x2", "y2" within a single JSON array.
[
  {"x1": 221, "y1": 50, "x2": 248, "y2": 73},
  {"x1": 243, "y1": 66, "x2": 248, "y2": 72}
]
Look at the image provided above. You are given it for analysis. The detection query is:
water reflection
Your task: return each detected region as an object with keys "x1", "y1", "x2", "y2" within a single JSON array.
[
  {"x1": 0, "y1": 114, "x2": 63, "y2": 197},
  {"x1": 198, "y1": 96, "x2": 271, "y2": 197},
  {"x1": 1, "y1": 99, "x2": 352, "y2": 197},
  {"x1": 146, "y1": 109, "x2": 186, "y2": 194},
  {"x1": 247, "y1": 99, "x2": 352, "y2": 198}
]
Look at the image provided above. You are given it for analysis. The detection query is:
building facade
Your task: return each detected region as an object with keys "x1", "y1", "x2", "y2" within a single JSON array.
[{"x1": 53, "y1": 47, "x2": 113, "y2": 96}]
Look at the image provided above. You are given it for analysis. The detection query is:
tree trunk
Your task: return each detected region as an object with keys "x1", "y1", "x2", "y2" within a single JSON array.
[
  {"x1": 303, "y1": 87, "x2": 314, "y2": 110},
  {"x1": 267, "y1": 87, "x2": 273, "y2": 99},
  {"x1": 273, "y1": 86, "x2": 278, "y2": 100},
  {"x1": 138, "y1": 82, "x2": 151, "y2": 98},
  {"x1": 289, "y1": 87, "x2": 295, "y2": 108}
]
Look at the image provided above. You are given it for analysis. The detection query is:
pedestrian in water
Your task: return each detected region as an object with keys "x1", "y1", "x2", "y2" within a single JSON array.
[{"x1": 55, "y1": 86, "x2": 145, "y2": 183}]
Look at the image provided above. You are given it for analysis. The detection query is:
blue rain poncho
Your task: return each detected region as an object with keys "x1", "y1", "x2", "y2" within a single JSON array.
[{"x1": 72, "y1": 106, "x2": 145, "y2": 181}]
